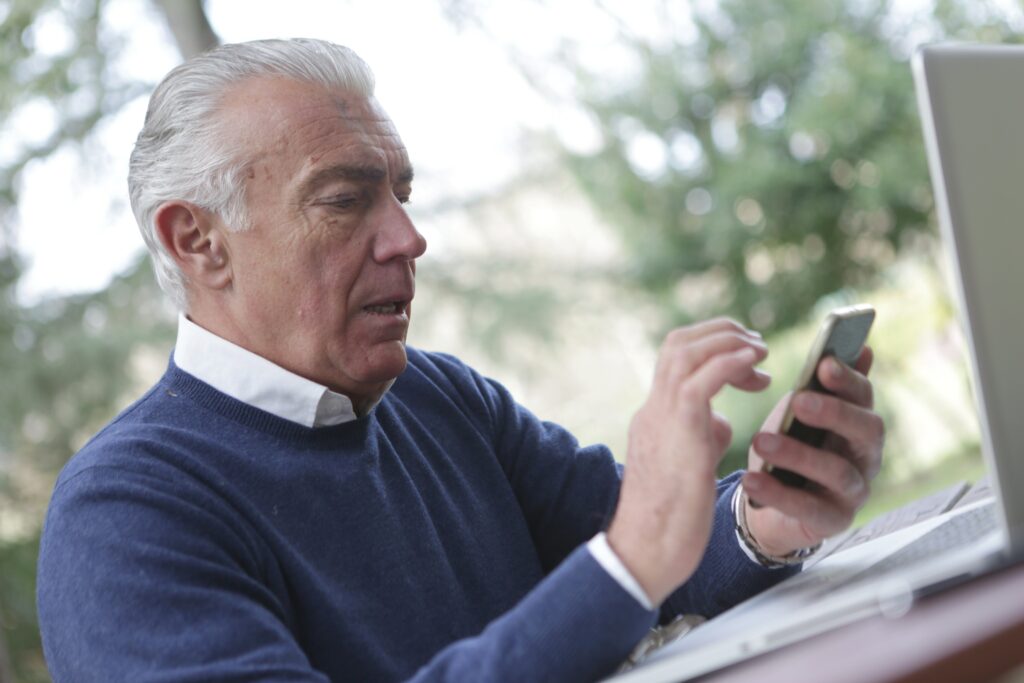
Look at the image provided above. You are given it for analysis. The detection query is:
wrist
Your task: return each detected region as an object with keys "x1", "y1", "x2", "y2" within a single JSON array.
[
  {"x1": 606, "y1": 521, "x2": 680, "y2": 606},
  {"x1": 733, "y1": 485, "x2": 821, "y2": 567},
  {"x1": 606, "y1": 524, "x2": 671, "y2": 602},
  {"x1": 741, "y1": 493, "x2": 792, "y2": 557}
]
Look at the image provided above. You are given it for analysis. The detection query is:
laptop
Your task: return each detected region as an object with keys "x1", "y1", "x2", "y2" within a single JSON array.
[{"x1": 607, "y1": 43, "x2": 1024, "y2": 683}]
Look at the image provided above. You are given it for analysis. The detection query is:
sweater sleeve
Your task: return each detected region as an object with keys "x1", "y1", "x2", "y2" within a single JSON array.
[
  {"x1": 408, "y1": 545, "x2": 658, "y2": 682},
  {"x1": 38, "y1": 463, "x2": 657, "y2": 683},
  {"x1": 659, "y1": 472, "x2": 800, "y2": 621}
]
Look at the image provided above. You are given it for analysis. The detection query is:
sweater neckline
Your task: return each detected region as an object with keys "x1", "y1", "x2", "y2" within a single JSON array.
[{"x1": 162, "y1": 358, "x2": 376, "y2": 442}]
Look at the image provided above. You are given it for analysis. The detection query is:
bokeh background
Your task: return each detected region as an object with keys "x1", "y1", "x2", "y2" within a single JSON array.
[{"x1": 2, "y1": 0, "x2": 1023, "y2": 679}]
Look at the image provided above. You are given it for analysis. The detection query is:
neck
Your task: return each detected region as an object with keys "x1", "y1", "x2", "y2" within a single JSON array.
[
  {"x1": 350, "y1": 380, "x2": 395, "y2": 416},
  {"x1": 183, "y1": 300, "x2": 396, "y2": 416}
]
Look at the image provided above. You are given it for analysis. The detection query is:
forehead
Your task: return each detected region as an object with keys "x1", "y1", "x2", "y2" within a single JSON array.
[{"x1": 217, "y1": 76, "x2": 409, "y2": 181}]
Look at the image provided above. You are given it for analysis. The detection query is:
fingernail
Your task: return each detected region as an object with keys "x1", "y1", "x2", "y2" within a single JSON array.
[
  {"x1": 798, "y1": 393, "x2": 822, "y2": 414},
  {"x1": 756, "y1": 433, "x2": 780, "y2": 453},
  {"x1": 829, "y1": 358, "x2": 843, "y2": 379}
]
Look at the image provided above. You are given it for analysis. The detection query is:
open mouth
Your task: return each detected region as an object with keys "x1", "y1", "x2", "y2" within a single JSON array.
[{"x1": 364, "y1": 301, "x2": 408, "y2": 315}]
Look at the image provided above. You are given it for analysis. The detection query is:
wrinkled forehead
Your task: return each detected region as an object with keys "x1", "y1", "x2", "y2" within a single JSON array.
[{"x1": 216, "y1": 76, "x2": 408, "y2": 177}]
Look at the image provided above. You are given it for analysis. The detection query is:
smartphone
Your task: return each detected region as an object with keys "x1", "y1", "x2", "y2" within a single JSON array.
[{"x1": 762, "y1": 304, "x2": 876, "y2": 489}]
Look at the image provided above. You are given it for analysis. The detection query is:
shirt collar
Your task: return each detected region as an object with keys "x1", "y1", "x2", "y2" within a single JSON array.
[{"x1": 173, "y1": 314, "x2": 358, "y2": 427}]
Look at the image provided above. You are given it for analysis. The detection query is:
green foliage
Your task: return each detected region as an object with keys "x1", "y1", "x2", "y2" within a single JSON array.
[
  {"x1": 0, "y1": 537, "x2": 46, "y2": 683},
  {"x1": 0, "y1": 1, "x2": 182, "y2": 674},
  {"x1": 0, "y1": 0, "x2": 144, "y2": 211},
  {"x1": 562, "y1": 0, "x2": 1021, "y2": 336},
  {"x1": 1, "y1": 256, "x2": 173, "y2": 468},
  {"x1": 0, "y1": 256, "x2": 173, "y2": 681},
  {"x1": 0, "y1": 0, "x2": 155, "y2": 461},
  {"x1": 418, "y1": 258, "x2": 567, "y2": 360}
]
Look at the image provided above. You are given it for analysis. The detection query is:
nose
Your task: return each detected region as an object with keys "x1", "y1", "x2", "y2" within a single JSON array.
[{"x1": 373, "y1": 196, "x2": 427, "y2": 263}]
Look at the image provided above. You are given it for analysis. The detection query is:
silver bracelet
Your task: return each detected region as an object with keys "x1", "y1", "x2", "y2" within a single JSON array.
[{"x1": 732, "y1": 484, "x2": 822, "y2": 568}]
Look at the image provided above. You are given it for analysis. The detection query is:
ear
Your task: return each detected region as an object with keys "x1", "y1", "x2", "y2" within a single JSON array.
[{"x1": 154, "y1": 201, "x2": 232, "y2": 292}]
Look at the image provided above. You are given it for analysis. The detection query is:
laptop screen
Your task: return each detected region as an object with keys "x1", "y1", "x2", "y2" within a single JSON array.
[{"x1": 913, "y1": 43, "x2": 1024, "y2": 554}]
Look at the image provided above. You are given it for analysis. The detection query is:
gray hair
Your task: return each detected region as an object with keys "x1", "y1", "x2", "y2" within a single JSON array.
[{"x1": 128, "y1": 38, "x2": 376, "y2": 310}]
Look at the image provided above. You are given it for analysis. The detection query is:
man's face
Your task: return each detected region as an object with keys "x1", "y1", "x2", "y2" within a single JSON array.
[{"x1": 213, "y1": 77, "x2": 427, "y2": 405}]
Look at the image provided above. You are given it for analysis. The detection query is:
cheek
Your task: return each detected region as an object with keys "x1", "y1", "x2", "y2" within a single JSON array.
[
  {"x1": 250, "y1": 216, "x2": 368, "y2": 322},
  {"x1": 292, "y1": 260, "x2": 360, "y2": 328}
]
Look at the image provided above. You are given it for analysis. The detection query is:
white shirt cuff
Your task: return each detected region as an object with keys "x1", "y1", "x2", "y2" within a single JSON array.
[{"x1": 587, "y1": 532, "x2": 655, "y2": 611}]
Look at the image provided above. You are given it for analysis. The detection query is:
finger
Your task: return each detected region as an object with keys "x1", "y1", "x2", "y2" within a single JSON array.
[
  {"x1": 854, "y1": 345, "x2": 874, "y2": 376},
  {"x1": 678, "y1": 347, "x2": 765, "y2": 406},
  {"x1": 661, "y1": 330, "x2": 768, "y2": 381},
  {"x1": 742, "y1": 471, "x2": 854, "y2": 537},
  {"x1": 816, "y1": 356, "x2": 873, "y2": 409},
  {"x1": 790, "y1": 392, "x2": 885, "y2": 473},
  {"x1": 657, "y1": 336, "x2": 769, "y2": 398},
  {"x1": 662, "y1": 318, "x2": 763, "y2": 349},
  {"x1": 746, "y1": 394, "x2": 790, "y2": 472},
  {"x1": 731, "y1": 368, "x2": 772, "y2": 392},
  {"x1": 752, "y1": 432, "x2": 869, "y2": 506}
]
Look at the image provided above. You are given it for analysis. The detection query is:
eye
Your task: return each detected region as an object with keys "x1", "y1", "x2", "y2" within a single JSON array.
[
  {"x1": 394, "y1": 182, "x2": 413, "y2": 205},
  {"x1": 317, "y1": 194, "x2": 361, "y2": 210}
]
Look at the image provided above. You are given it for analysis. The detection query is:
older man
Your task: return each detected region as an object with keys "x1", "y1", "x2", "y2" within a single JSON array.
[{"x1": 37, "y1": 39, "x2": 883, "y2": 682}]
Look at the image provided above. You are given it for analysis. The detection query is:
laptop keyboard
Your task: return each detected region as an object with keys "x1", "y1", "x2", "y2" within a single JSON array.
[
  {"x1": 619, "y1": 503, "x2": 1001, "y2": 676},
  {"x1": 865, "y1": 502, "x2": 997, "y2": 577},
  {"x1": 768, "y1": 502, "x2": 998, "y2": 600}
]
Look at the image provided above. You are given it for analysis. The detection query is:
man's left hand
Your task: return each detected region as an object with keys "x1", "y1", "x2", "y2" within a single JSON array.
[{"x1": 742, "y1": 347, "x2": 884, "y2": 557}]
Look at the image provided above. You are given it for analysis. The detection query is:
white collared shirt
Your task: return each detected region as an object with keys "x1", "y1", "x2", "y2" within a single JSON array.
[
  {"x1": 172, "y1": 314, "x2": 656, "y2": 609},
  {"x1": 173, "y1": 315, "x2": 357, "y2": 427}
]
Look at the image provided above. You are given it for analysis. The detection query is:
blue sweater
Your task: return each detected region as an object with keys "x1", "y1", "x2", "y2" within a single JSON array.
[{"x1": 37, "y1": 349, "x2": 792, "y2": 682}]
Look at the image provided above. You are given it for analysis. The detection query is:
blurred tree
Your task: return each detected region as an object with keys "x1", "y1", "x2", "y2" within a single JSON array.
[
  {"x1": 559, "y1": 0, "x2": 1021, "y2": 335},
  {"x1": 0, "y1": 2, "x2": 214, "y2": 679}
]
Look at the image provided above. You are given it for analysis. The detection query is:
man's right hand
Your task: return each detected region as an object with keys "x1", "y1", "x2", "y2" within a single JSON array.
[{"x1": 606, "y1": 319, "x2": 771, "y2": 606}]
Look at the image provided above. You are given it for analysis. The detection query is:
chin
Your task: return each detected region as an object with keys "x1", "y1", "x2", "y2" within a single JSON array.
[{"x1": 355, "y1": 341, "x2": 410, "y2": 386}]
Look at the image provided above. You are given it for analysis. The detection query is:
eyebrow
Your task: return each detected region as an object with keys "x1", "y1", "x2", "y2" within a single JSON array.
[{"x1": 299, "y1": 163, "x2": 415, "y2": 200}]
